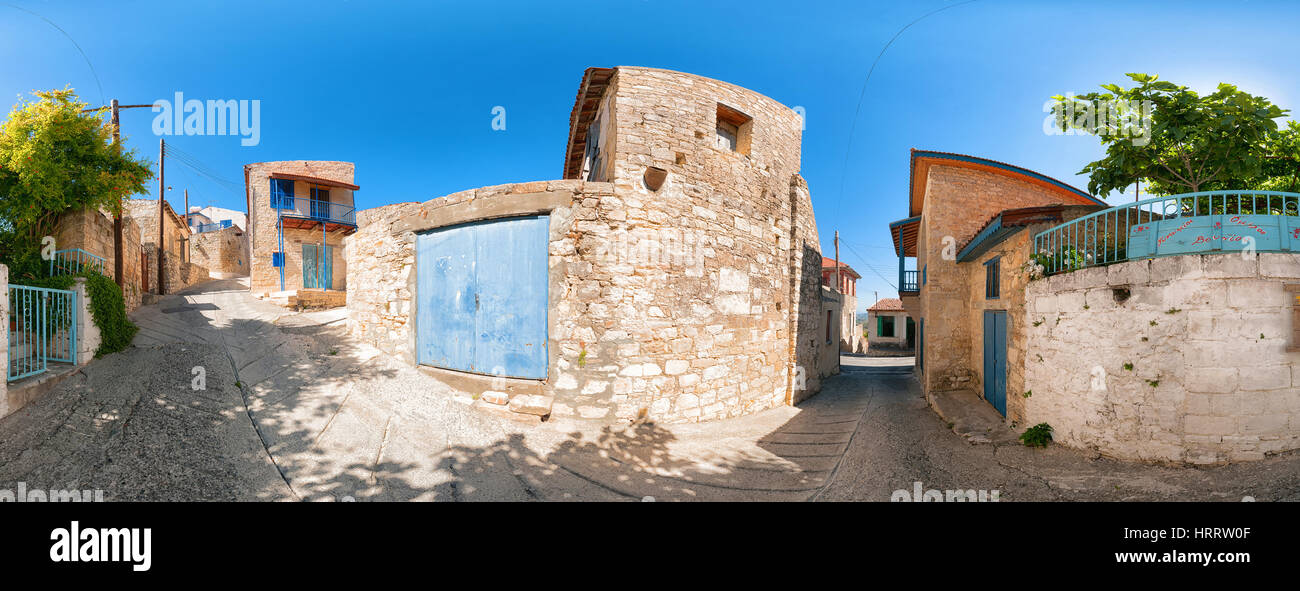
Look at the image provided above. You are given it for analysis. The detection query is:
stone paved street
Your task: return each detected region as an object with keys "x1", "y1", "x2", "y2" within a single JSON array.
[{"x1": 1, "y1": 279, "x2": 1298, "y2": 501}]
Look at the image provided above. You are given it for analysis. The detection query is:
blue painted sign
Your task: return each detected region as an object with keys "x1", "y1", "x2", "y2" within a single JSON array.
[
  {"x1": 1128, "y1": 214, "x2": 1296, "y2": 258},
  {"x1": 416, "y1": 215, "x2": 550, "y2": 379}
]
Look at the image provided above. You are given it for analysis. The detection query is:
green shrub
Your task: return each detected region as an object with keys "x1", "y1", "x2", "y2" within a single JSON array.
[
  {"x1": 26, "y1": 270, "x2": 136, "y2": 357},
  {"x1": 1020, "y1": 423, "x2": 1053, "y2": 448}
]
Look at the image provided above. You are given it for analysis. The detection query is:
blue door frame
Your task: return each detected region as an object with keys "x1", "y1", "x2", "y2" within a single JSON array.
[
  {"x1": 982, "y1": 310, "x2": 1007, "y2": 416},
  {"x1": 416, "y1": 215, "x2": 550, "y2": 380}
]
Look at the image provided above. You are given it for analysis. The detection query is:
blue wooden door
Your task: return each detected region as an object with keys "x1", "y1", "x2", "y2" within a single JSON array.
[
  {"x1": 416, "y1": 215, "x2": 549, "y2": 379},
  {"x1": 416, "y1": 223, "x2": 478, "y2": 373},
  {"x1": 302, "y1": 244, "x2": 332, "y2": 289},
  {"x1": 983, "y1": 311, "x2": 1007, "y2": 416}
]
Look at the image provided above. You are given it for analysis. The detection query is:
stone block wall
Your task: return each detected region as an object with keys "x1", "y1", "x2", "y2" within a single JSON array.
[
  {"x1": 52, "y1": 208, "x2": 145, "y2": 311},
  {"x1": 126, "y1": 198, "x2": 199, "y2": 295},
  {"x1": 347, "y1": 67, "x2": 828, "y2": 424},
  {"x1": 191, "y1": 225, "x2": 249, "y2": 278},
  {"x1": 1024, "y1": 253, "x2": 1300, "y2": 464}
]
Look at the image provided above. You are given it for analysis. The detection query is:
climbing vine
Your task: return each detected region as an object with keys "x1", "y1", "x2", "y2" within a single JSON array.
[{"x1": 26, "y1": 269, "x2": 137, "y2": 357}]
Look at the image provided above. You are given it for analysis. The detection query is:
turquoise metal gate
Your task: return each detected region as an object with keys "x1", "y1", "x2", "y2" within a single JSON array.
[{"x1": 7, "y1": 284, "x2": 77, "y2": 381}]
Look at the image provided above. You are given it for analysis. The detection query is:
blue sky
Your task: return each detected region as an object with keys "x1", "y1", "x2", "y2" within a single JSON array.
[{"x1": 3, "y1": 0, "x2": 1298, "y2": 311}]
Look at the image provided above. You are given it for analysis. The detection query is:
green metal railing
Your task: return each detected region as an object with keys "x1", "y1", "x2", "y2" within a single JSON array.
[
  {"x1": 1032, "y1": 190, "x2": 1300, "y2": 275},
  {"x1": 7, "y1": 284, "x2": 77, "y2": 381},
  {"x1": 49, "y1": 248, "x2": 106, "y2": 276}
]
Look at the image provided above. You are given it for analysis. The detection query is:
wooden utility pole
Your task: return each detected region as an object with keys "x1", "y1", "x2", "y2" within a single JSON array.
[
  {"x1": 183, "y1": 189, "x2": 189, "y2": 263},
  {"x1": 157, "y1": 138, "x2": 165, "y2": 295},
  {"x1": 834, "y1": 230, "x2": 841, "y2": 294},
  {"x1": 110, "y1": 100, "x2": 123, "y2": 288},
  {"x1": 85, "y1": 100, "x2": 154, "y2": 289}
]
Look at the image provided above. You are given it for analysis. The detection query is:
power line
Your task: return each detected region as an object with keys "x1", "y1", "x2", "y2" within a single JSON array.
[
  {"x1": 841, "y1": 241, "x2": 897, "y2": 290},
  {"x1": 835, "y1": 0, "x2": 980, "y2": 224},
  {"x1": 162, "y1": 144, "x2": 244, "y2": 197}
]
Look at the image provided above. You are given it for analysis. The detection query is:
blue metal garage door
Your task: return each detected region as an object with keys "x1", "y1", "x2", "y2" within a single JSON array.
[{"x1": 416, "y1": 215, "x2": 549, "y2": 379}]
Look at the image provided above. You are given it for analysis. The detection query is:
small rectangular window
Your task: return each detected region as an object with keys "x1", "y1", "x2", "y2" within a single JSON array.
[
  {"x1": 716, "y1": 103, "x2": 753, "y2": 155},
  {"x1": 985, "y1": 257, "x2": 1001, "y2": 299},
  {"x1": 880, "y1": 316, "x2": 896, "y2": 338},
  {"x1": 826, "y1": 309, "x2": 833, "y2": 344}
]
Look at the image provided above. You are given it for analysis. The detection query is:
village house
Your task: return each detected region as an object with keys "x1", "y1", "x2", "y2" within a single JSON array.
[
  {"x1": 889, "y1": 150, "x2": 1106, "y2": 416},
  {"x1": 821, "y1": 257, "x2": 862, "y2": 352},
  {"x1": 125, "y1": 198, "x2": 210, "y2": 295},
  {"x1": 243, "y1": 161, "x2": 356, "y2": 307},
  {"x1": 891, "y1": 148, "x2": 1300, "y2": 464},
  {"x1": 864, "y1": 297, "x2": 912, "y2": 352},
  {"x1": 345, "y1": 66, "x2": 837, "y2": 424}
]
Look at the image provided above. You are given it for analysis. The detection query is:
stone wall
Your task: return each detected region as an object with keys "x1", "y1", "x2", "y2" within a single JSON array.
[
  {"x1": 52, "y1": 208, "x2": 145, "y2": 311},
  {"x1": 965, "y1": 229, "x2": 1034, "y2": 423},
  {"x1": 1024, "y1": 253, "x2": 1300, "y2": 464},
  {"x1": 126, "y1": 198, "x2": 201, "y2": 295},
  {"x1": 245, "y1": 161, "x2": 355, "y2": 295},
  {"x1": 346, "y1": 68, "x2": 828, "y2": 424},
  {"x1": 142, "y1": 244, "x2": 209, "y2": 295},
  {"x1": 191, "y1": 225, "x2": 249, "y2": 278}
]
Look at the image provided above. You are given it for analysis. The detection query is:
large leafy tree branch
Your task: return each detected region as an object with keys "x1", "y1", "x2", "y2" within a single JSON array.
[
  {"x1": 1052, "y1": 73, "x2": 1288, "y2": 196},
  {"x1": 0, "y1": 88, "x2": 153, "y2": 279}
]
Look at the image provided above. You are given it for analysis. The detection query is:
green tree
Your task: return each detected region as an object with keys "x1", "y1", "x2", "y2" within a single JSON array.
[
  {"x1": 1255, "y1": 120, "x2": 1300, "y2": 192},
  {"x1": 0, "y1": 88, "x2": 153, "y2": 279},
  {"x1": 1051, "y1": 73, "x2": 1288, "y2": 196}
]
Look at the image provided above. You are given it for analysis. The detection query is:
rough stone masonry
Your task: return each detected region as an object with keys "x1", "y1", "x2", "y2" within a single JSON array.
[{"x1": 345, "y1": 67, "x2": 838, "y2": 424}]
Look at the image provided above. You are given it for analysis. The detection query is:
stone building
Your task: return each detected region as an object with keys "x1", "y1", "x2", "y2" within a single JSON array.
[
  {"x1": 190, "y1": 224, "x2": 249, "y2": 279},
  {"x1": 864, "y1": 297, "x2": 911, "y2": 352},
  {"x1": 821, "y1": 257, "x2": 861, "y2": 352},
  {"x1": 346, "y1": 66, "x2": 836, "y2": 424},
  {"x1": 889, "y1": 150, "x2": 1106, "y2": 419},
  {"x1": 890, "y1": 149, "x2": 1300, "y2": 464},
  {"x1": 244, "y1": 161, "x2": 355, "y2": 306},
  {"x1": 125, "y1": 198, "x2": 209, "y2": 295}
]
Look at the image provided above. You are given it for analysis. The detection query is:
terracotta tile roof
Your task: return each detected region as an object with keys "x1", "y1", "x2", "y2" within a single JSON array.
[
  {"x1": 821, "y1": 257, "x2": 861, "y2": 278},
  {"x1": 868, "y1": 298, "x2": 904, "y2": 311}
]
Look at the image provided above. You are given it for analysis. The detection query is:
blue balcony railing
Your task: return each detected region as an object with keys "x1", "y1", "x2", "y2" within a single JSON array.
[
  {"x1": 275, "y1": 196, "x2": 356, "y2": 226},
  {"x1": 901, "y1": 269, "x2": 919, "y2": 293},
  {"x1": 193, "y1": 220, "x2": 233, "y2": 233},
  {"x1": 49, "y1": 249, "x2": 105, "y2": 277},
  {"x1": 1033, "y1": 190, "x2": 1300, "y2": 275}
]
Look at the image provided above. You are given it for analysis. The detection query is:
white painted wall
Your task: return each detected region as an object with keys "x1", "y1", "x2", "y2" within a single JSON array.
[{"x1": 1025, "y1": 253, "x2": 1300, "y2": 464}]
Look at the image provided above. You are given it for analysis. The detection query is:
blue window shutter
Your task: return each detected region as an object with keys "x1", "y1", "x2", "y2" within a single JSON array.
[{"x1": 271, "y1": 179, "x2": 295, "y2": 209}]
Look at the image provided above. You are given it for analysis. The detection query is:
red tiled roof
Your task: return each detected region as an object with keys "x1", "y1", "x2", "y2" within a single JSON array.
[
  {"x1": 821, "y1": 257, "x2": 861, "y2": 279},
  {"x1": 868, "y1": 298, "x2": 904, "y2": 311}
]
